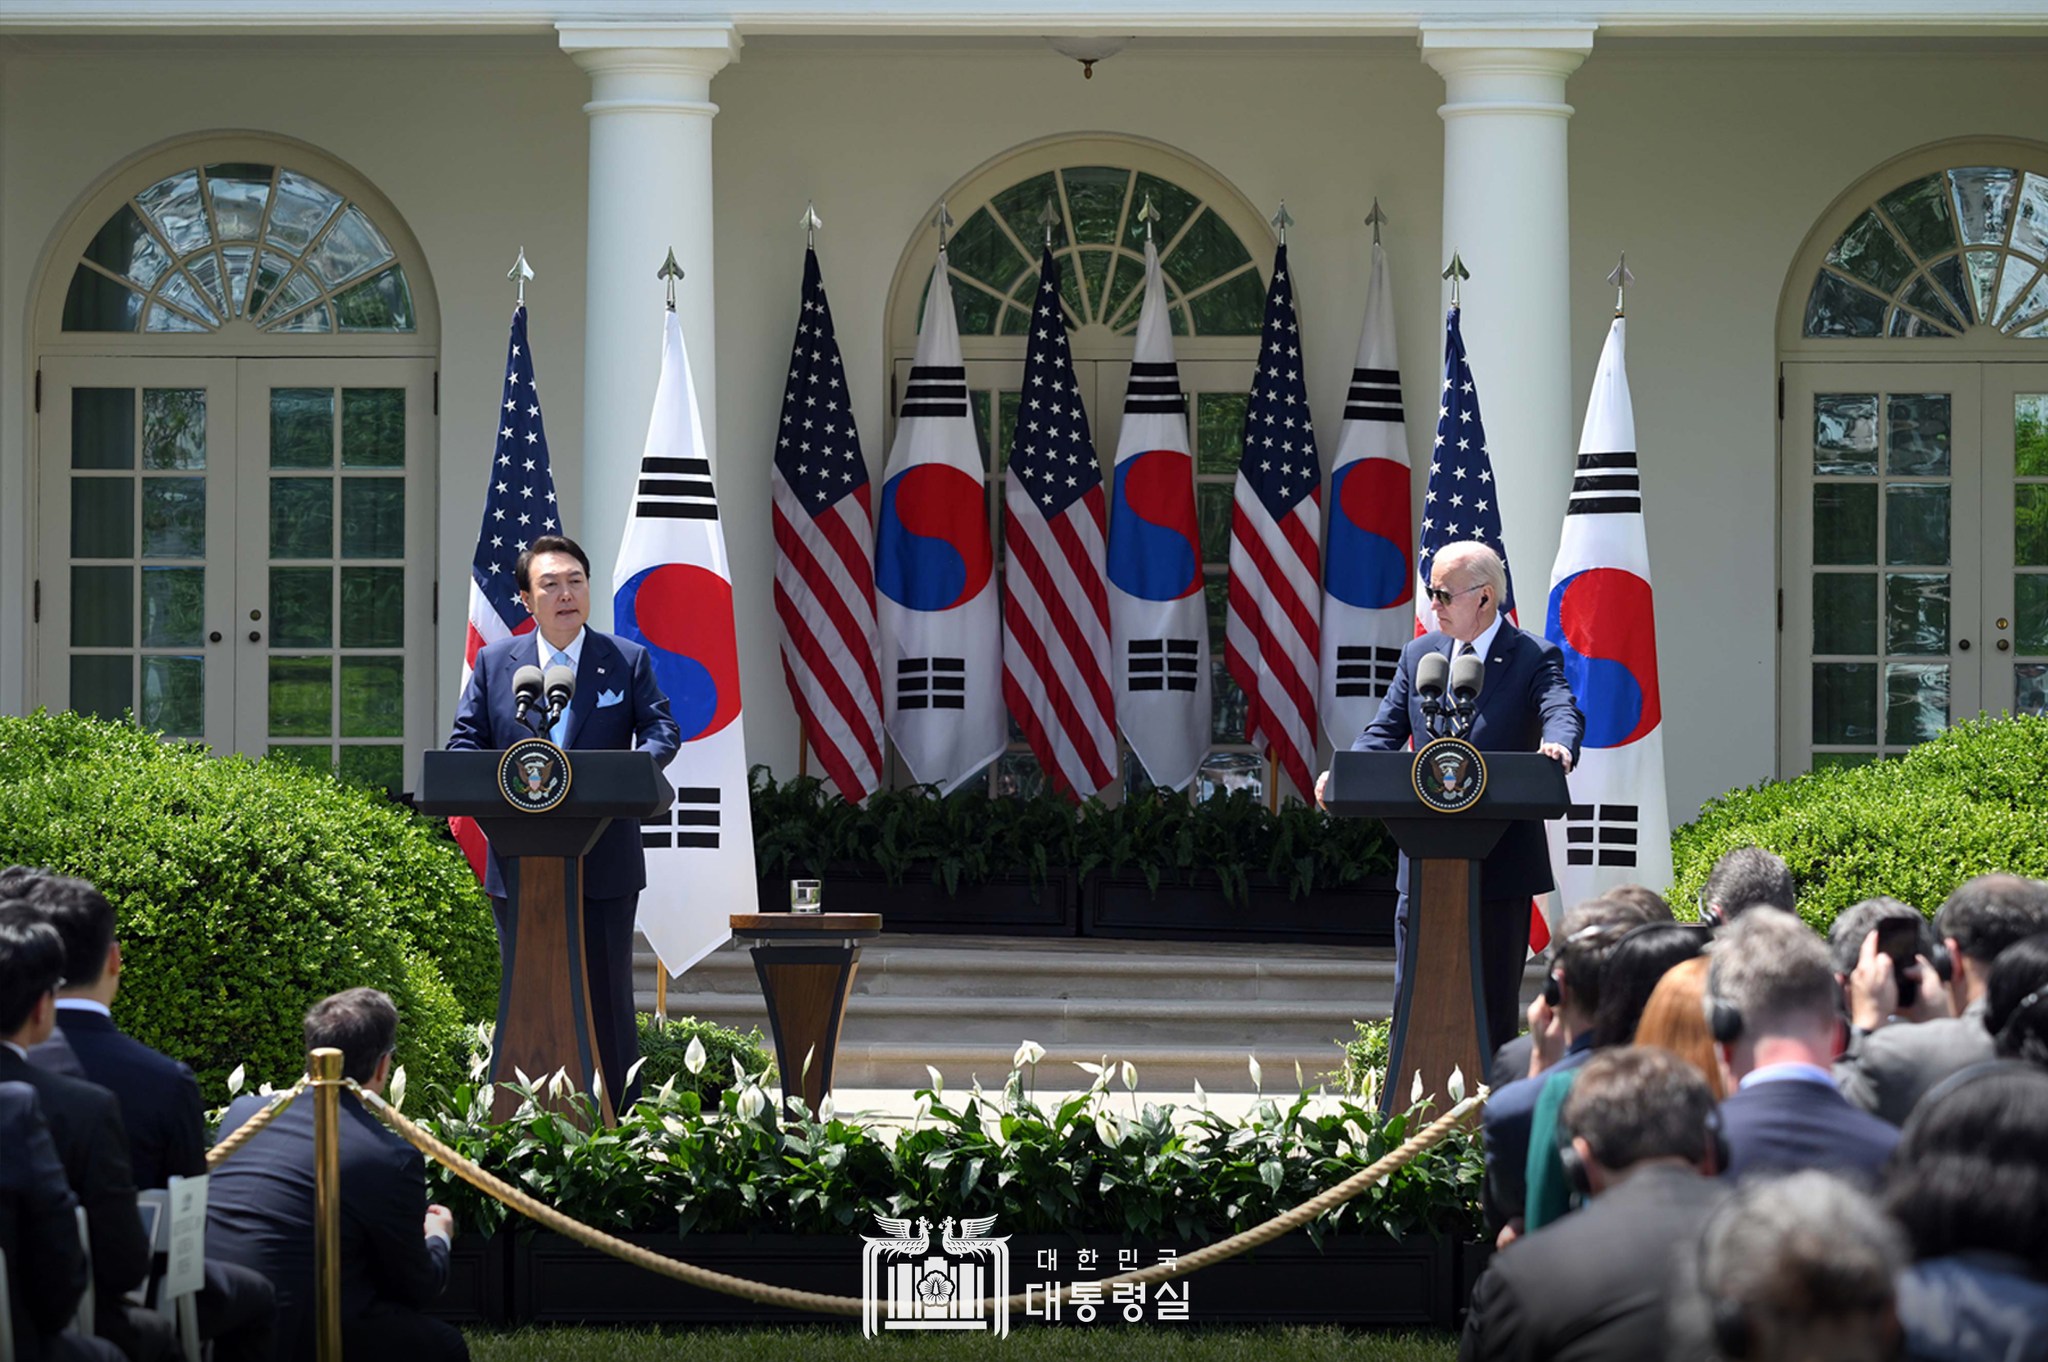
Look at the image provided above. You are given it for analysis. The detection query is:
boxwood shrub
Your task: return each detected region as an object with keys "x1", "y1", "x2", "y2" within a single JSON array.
[
  {"x1": 1669, "y1": 715, "x2": 2048, "y2": 933},
  {"x1": 0, "y1": 710, "x2": 497, "y2": 1104}
]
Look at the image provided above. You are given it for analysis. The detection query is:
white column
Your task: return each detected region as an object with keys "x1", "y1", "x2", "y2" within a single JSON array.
[
  {"x1": 1421, "y1": 25, "x2": 1593, "y2": 599},
  {"x1": 559, "y1": 22, "x2": 739, "y2": 626}
]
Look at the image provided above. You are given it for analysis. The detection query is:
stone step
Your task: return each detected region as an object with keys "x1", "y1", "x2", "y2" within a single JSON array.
[{"x1": 820, "y1": 1041, "x2": 1356, "y2": 1095}]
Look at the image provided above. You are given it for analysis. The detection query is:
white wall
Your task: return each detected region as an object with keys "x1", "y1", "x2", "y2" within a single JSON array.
[{"x1": 9, "y1": 32, "x2": 2048, "y2": 830}]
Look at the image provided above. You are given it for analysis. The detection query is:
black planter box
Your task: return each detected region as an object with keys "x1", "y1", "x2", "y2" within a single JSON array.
[
  {"x1": 426, "y1": 1231, "x2": 513, "y2": 1326},
  {"x1": 755, "y1": 865, "x2": 1077, "y2": 936},
  {"x1": 501, "y1": 1228, "x2": 1481, "y2": 1328},
  {"x1": 1081, "y1": 872, "x2": 1397, "y2": 947}
]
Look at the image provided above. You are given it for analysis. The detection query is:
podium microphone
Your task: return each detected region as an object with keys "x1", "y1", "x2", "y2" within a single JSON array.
[
  {"x1": 512, "y1": 665, "x2": 546, "y2": 730},
  {"x1": 1449, "y1": 652, "x2": 1485, "y2": 737},
  {"x1": 1416, "y1": 652, "x2": 1450, "y2": 739},
  {"x1": 543, "y1": 665, "x2": 576, "y2": 728}
]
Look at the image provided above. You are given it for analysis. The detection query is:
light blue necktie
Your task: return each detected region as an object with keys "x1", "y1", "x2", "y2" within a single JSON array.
[{"x1": 547, "y1": 649, "x2": 572, "y2": 745}]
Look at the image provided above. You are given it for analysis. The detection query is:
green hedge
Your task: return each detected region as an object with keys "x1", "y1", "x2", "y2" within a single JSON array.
[
  {"x1": 1669, "y1": 715, "x2": 2048, "y2": 932},
  {"x1": 0, "y1": 710, "x2": 497, "y2": 1104}
]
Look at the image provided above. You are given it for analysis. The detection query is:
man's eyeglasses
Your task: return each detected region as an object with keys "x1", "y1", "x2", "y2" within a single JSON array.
[{"x1": 1425, "y1": 583, "x2": 1483, "y2": 607}]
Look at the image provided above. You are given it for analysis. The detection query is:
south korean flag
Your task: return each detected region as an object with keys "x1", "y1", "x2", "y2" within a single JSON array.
[{"x1": 1543, "y1": 316, "x2": 1673, "y2": 903}]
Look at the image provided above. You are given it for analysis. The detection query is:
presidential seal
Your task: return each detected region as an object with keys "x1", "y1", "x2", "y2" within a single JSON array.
[
  {"x1": 498, "y1": 737, "x2": 572, "y2": 813},
  {"x1": 1412, "y1": 736, "x2": 1487, "y2": 814}
]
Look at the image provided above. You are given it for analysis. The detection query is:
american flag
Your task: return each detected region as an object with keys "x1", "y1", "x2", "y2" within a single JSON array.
[
  {"x1": 1224, "y1": 243, "x2": 1322, "y2": 800},
  {"x1": 451, "y1": 304, "x2": 561, "y2": 877},
  {"x1": 770, "y1": 247, "x2": 883, "y2": 803},
  {"x1": 1425, "y1": 304, "x2": 1549, "y2": 954},
  {"x1": 1002, "y1": 250, "x2": 1116, "y2": 801}
]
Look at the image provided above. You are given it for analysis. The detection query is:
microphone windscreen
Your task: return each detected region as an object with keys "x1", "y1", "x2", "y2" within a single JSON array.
[
  {"x1": 512, "y1": 665, "x2": 545, "y2": 701},
  {"x1": 1416, "y1": 651, "x2": 1450, "y2": 698},
  {"x1": 543, "y1": 664, "x2": 577, "y2": 704},
  {"x1": 1450, "y1": 652, "x2": 1485, "y2": 701}
]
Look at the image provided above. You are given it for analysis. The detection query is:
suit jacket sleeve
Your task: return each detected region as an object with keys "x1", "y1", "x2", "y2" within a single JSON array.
[
  {"x1": 7, "y1": 1088, "x2": 90, "y2": 1341},
  {"x1": 447, "y1": 654, "x2": 493, "y2": 751},
  {"x1": 1352, "y1": 648, "x2": 1416, "y2": 752},
  {"x1": 78, "y1": 1091, "x2": 152, "y2": 1295},
  {"x1": 630, "y1": 642, "x2": 682, "y2": 767},
  {"x1": 165, "y1": 1063, "x2": 209, "y2": 1182},
  {"x1": 361, "y1": 1139, "x2": 451, "y2": 1308},
  {"x1": 1529, "y1": 637, "x2": 1583, "y2": 763},
  {"x1": 1458, "y1": 1258, "x2": 1538, "y2": 1362}
]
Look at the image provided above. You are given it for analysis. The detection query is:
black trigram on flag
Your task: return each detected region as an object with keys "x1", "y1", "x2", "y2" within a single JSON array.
[
  {"x1": 1129, "y1": 638, "x2": 1200, "y2": 692},
  {"x1": 900, "y1": 365, "x2": 968, "y2": 419},
  {"x1": 1564, "y1": 451, "x2": 1641, "y2": 516},
  {"x1": 1344, "y1": 367, "x2": 1403, "y2": 423},
  {"x1": 1565, "y1": 803, "x2": 1638, "y2": 867},
  {"x1": 897, "y1": 657, "x2": 965, "y2": 710},
  {"x1": 634, "y1": 454, "x2": 719, "y2": 521},
  {"x1": 1334, "y1": 644, "x2": 1402, "y2": 698},
  {"x1": 644, "y1": 787, "x2": 720, "y2": 850},
  {"x1": 1123, "y1": 361, "x2": 1185, "y2": 415}
]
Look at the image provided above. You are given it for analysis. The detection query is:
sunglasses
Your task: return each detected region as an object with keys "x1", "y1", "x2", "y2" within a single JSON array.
[{"x1": 1425, "y1": 583, "x2": 1484, "y2": 607}]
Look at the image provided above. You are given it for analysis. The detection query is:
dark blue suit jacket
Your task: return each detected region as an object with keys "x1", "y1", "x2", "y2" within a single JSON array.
[
  {"x1": 0, "y1": 1081, "x2": 88, "y2": 1362},
  {"x1": 447, "y1": 628, "x2": 680, "y2": 900},
  {"x1": 1351, "y1": 624, "x2": 1584, "y2": 901},
  {"x1": 208, "y1": 1092, "x2": 449, "y2": 1359},
  {"x1": 1718, "y1": 1077, "x2": 1900, "y2": 1184},
  {"x1": 31, "y1": 1006, "x2": 207, "y2": 1191},
  {"x1": 1482, "y1": 1034, "x2": 1595, "y2": 1229}
]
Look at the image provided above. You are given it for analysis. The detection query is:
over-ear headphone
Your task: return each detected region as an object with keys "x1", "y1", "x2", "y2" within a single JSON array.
[
  {"x1": 1703, "y1": 969, "x2": 1744, "y2": 1045},
  {"x1": 1543, "y1": 970, "x2": 1563, "y2": 1009},
  {"x1": 1557, "y1": 1105, "x2": 1727, "y2": 1201}
]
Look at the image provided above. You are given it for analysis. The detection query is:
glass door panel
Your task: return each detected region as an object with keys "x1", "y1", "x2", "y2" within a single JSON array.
[
  {"x1": 40, "y1": 360, "x2": 239, "y2": 747},
  {"x1": 1975, "y1": 366, "x2": 2048, "y2": 718}
]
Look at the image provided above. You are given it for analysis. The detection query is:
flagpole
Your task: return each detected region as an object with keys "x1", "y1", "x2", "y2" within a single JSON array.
[
  {"x1": 1266, "y1": 750, "x2": 1280, "y2": 812},
  {"x1": 797, "y1": 723, "x2": 811, "y2": 779},
  {"x1": 507, "y1": 246, "x2": 533, "y2": 306}
]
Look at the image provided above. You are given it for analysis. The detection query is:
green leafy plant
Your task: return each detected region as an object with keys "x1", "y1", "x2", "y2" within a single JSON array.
[
  {"x1": 751, "y1": 771, "x2": 1396, "y2": 905},
  {"x1": 1670, "y1": 715, "x2": 2048, "y2": 934},
  {"x1": 634, "y1": 1014, "x2": 776, "y2": 1100},
  {"x1": 1333, "y1": 1020, "x2": 1392, "y2": 1097},
  {"x1": 0, "y1": 709, "x2": 497, "y2": 1104}
]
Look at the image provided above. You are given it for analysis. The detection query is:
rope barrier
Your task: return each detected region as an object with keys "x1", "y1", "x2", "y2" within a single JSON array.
[
  {"x1": 347, "y1": 1080, "x2": 1487, "y2": 1318},
  {"x1": 206, "y1": 1078, "x2": 310, "y2": 1169}
]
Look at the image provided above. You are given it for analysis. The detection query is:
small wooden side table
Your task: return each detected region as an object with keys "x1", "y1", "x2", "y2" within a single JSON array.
[{"x1": 728, "y1": 913, "x2": 882, "y2": 1114}]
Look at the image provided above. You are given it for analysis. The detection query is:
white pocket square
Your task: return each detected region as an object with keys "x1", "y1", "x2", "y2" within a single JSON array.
[{"x1": 596, "y1": 688, "x2": 625, "y2": 709}]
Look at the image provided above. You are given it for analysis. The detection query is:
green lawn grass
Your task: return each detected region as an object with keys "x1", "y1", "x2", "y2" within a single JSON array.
[{"x1": 466, "y1": 1326, "x2": 1459, "y2": 1360}]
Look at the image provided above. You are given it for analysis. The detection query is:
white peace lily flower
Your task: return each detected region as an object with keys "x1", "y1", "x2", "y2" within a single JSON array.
[
  {"x1": 1248, "y1": 1055, "x2": 1263, "y2": 1090},
  {"x1": 549, "y1": 1067, "x2": 572, "y2": 1100},
  {"x1": 819, "y1": 1095, "x2": 835, "y2": 1121},
  {"x1": 1193, "y1": 1079, "x2": 1209, "y2": 1109},
  {"x1": 1121, "y1": 1060, "x2": 1138, "y2": 1092},
  {"x1": 731, "y1": 1055, "x2": 747, "y2": 1087},
  {"x1": 226, "y1": 1065, "x2": 246, "y2": 1097},
  {"x1": 1448, "y1": 1065, "x2": 1467, "y2": 1103},
  {"x1": 1013, "y1": 1039, "x2": 1046, "y2": 1068},
  {"x1": 926, "y1": 1065, "x2": 945, "y2": 1095},
  {"x1": 1075, "y1": 1059, "x2": 1106, "y2": 1078},
  {"x1": 1098, "y1": 1109, "x2": 1122, "y2": 1147},
  {"x1": 1294, "y1": 1059, "x2": 1305, "y2": 1091},
  {"x1": 683, "y1": 1035, "x2": 707, "y2": 1076},
  {"x1": 911, "y1": 1095, "x2": 931, "y2": 1131},
  {"x1": 625, "y1": 1056, "x2": 649, "y2": 1090},
  {"x1": 737, "y1": 1085, "x2": 767, "y2": 1120},
  {"x1": 1410, "y1": 1067, "x2": 1425, "y2": 1108},
  {"x1": 389, "y1": 1066, "x2": 408, "y2": 1113},
  {"x1": 803, "y1": 1046, "x2": 817, "y2": 1081}
]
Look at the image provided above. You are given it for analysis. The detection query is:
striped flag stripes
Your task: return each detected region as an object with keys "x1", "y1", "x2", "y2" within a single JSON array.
[
  {"x1": 770, "y1": 247, "x2": 884, "y2": 803},
  {"x1": 1225, "y1": 242, "x2": 1322, "y2": 799},
  {"x1": 1001, "y1": 249, "x2": 1117, "y2": 800}
]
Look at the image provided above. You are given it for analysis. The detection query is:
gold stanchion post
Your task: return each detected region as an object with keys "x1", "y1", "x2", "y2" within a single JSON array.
[{"x1": 311, "y1": 1046, "x2": 345, "y2": 1362}]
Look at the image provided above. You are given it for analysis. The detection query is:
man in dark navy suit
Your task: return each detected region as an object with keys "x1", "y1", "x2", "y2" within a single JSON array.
[
  {"x1": 1317, "y1": 541, "x2": 1583, "y2": 1051},
  {"x1": 1708, "y1": 907, "x2": 1899, "y2": 1183},
  {"x1": 206, "y1": 989, "x2": 465, "y2": 1362},
  {"x1": 447, "y1": 534, "x2": 680, "y2": 1107},
  {"x1": 5, "y1": 869, "x2": 275, "y2": 1360}
]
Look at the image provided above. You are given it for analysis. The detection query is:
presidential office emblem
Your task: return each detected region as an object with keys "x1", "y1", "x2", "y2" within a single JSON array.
[
  {"x1": 497, "y1": 737, "x2": 571, "y2": 813},
  {"x1": 861, "y1": 1213, "x2": 1010, "y2": 1338},
  {"x1": 1413, "y1": 736, "x2": 1487, "y2": 814}
]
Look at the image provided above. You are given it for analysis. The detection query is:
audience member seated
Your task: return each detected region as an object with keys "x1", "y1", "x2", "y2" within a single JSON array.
[
  {"x1": 0, "y1": 908, "x2": 163, "y2": 1362},
  {"x1": 2, "y1": 1040, "x2": 119, "y2": 1360},
  {"x1": 1708, "y1": 908, "x2": 1898, "y2": 1181},
  {"x1": 1985, "y1": 932, "x2": 2048, "y2": 1065},
  {"x1": 8, "y1": 868, "x2": 276, "y2": 1361},
  {"x1": 1696, "y1": 846, "x2": 1796, "y2": 929},
  {"x1": 1482, "y1": 896, "x2": 1651, "y2": 1238},
  {"x1": 1488, "y1": 884, "x2": 1674, "y2": 1088},
  {"x1": 1522, "y1": 921, "x2": 1709, "y2": 1231},
  {"x1": 1836, "y1": 874, "x2": 2048, "y2": 1124},
  {"x1": 1634, "y1": 957, "x2": 1726, "y2": 1099},
  {"x1": 1884, "y1": 1061, "x2": 2048, "y2": 1362},
  {"x1": 1677, "y1": 1171, "x2": 1905, "y2": 1362},
  {"x1": 206, "y1": 988, "x2": 468, "y2": 1362},
  {"x1": 1460, "y1": 1047, "x2": 1727, "y2": 1362}
]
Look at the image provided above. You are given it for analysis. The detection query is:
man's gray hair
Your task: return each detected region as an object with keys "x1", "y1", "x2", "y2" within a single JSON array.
[
  {"x1": 1701, "y1": 845, "x2": 1796, "y2": 920},
  {"x1": 1706, "y1": 907, "x2": 1837, "y2": 1038},
  {"x1": 1693, "y1": 1171, "x2": 1904, "y2": 1362},
  {"x1": 1434, "y1": 541, "x2": 1506, "y2": 601}
]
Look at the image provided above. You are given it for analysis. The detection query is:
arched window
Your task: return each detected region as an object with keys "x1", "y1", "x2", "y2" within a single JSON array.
[
  {"x1": 886, "y1": 136, "x2": 1274, "y2": 800},
  {"x1": 62, "y1": 162, "x2": 416, "y2": 335},
  {"x1": 1804, "y1": 165, "x2": 2048, "y2": 339}
]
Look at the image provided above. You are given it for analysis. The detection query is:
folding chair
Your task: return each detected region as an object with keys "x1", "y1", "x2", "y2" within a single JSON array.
[{"x1": 134, "y1": 1174, "x2": 208, "y2": 1361}]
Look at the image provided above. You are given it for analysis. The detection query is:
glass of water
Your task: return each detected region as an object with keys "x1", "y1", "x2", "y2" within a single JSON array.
[{"x1": 790, "y1": 879, "x2": 823, "y2": 914}]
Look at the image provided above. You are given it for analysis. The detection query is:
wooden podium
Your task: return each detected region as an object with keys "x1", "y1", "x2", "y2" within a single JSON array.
[
  {"x1": 1326, "y1": 748, "x2": 1569, "y2": 1114},
  {"x1": 729, "y1": 913, "x2": 881, "y2": 1115},
  {"x1": 418, "y1": 747, "x2": 672, "y2": 1124}
]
